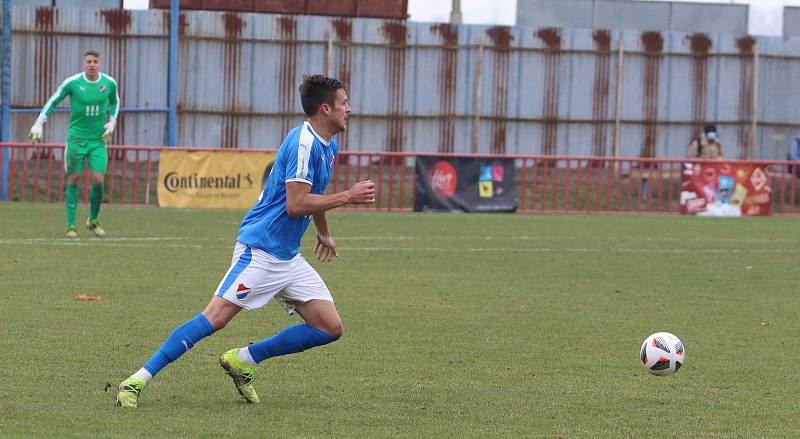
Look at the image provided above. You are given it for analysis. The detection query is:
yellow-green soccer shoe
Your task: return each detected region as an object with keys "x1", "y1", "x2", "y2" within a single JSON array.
[
  {"x1": 64, "y1": 226, "x2": 79, "y2": 239},
  {"x1": 220, "y1": 348, "x2": 259, "y2": 403},
  {"x1": 116, "y1": 377, "x2": 146, "y2": 408},
  {"x1": 86, "y1": 219, "x2": 106, "y2": 237}
]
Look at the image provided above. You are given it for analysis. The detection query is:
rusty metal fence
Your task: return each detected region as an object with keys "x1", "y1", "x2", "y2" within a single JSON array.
[
  {"x1": 6, "y1": 6, "x2": 800, "y2": 160},
  {"x1": 3, "y1": 143, "x2": 798, "y2": 215}
]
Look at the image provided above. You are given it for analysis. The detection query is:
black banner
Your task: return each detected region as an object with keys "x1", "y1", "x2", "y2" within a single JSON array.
[{"x1": 414, "y1": 156, "x2": 518, "y2": 212}]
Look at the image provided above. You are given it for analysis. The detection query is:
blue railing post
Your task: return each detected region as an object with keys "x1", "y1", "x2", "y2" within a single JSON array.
[
  {"x1": 1, "y1": 0, "x2": 11, "y2": 200},
  {"x1": 167, "y1": 0, "x2": 179, "y2": 147}
]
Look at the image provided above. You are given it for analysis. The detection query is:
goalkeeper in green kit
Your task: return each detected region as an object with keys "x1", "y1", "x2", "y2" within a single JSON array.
[{"x1": 29, "y1": 50, "x2": 119, "y2": 238}]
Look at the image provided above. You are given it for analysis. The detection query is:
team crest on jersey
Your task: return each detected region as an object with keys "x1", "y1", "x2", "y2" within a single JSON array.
[
  {"x1": 99, "y1": 85, "x2": 106, "y2": 92},
  {"x1": 235, "y1": 283, "x2": 251, "y2": 300}
]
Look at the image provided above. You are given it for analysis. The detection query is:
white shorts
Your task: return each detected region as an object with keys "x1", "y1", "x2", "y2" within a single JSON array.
[{"x1": 214, "y1": 241, "x2": 333, "y2": 313}]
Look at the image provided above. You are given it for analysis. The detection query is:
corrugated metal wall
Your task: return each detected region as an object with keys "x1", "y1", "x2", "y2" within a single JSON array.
[{"x1": 5, "y1": 6, "x2": 800, "y2": 159}]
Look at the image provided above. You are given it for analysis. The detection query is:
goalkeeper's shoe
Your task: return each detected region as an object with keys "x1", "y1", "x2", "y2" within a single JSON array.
[
  {"x1": 86, "y1": 219, "x2": 106, "y2": 237},
  {"x1": 220, "y1": 348, "x2": 259, "y2": 403},
  {"x1": 65, "y1": 226, "x2": 79, "y2": 239},
  {"x1": 116, "y1": 377, "x2": 146, "y2": 408}
]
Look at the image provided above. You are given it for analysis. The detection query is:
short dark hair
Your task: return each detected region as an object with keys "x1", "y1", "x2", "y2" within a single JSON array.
[
  {"x1": 84, "y1": 50, "x2": 100, "y2": 58},
  {"x1": 299, "y1": 74, "x2": 344, "y2": 116}
]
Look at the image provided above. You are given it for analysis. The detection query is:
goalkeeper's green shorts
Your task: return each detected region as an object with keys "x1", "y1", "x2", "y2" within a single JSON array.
[{"x1": 65, "y1": 136, "x2": 108, "y2": 174}]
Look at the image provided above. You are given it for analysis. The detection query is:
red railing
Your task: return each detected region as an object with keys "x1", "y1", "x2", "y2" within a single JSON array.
[{"x1": 2, "y1": 143, "x2": 799, "y2": 215}]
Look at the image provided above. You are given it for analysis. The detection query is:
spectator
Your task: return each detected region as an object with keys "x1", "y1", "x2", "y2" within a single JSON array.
[{"x1": 687, "y1": 124, "x2": 724, "y2": 160}]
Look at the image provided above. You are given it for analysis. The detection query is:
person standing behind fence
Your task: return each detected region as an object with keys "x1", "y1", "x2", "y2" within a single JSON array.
[
  {"x1": 28, "y1": 50, "x2": 119, "y2": 238},
  {"x1": 687, "y1": 124, "x2": 724, "y2": 160}
]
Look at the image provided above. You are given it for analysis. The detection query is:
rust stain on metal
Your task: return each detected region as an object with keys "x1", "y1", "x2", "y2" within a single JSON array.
[
  {"x1": 277, "y1": 16, "x2": 298, "y2": 141},
  {"x1": 220, "y1": 13, "x2": 245, "y2": 148},
  {"x1": 35, "y1": 8, "x2": 59, "y2": 106},
  {"x1": 736, "y1": 36, "x2": 755, "y2": 54},
  {"x1": 332, "y1": 18, "x2": 353, "y2": 87},
  {"x1": 100, "y1": 9, "x2": 133, "y2": 144},
  {"x1": 537, "y1": 28, "x2": 561, "y2": 156},
  {"x1": 99, "y1": 9, "x2": 132, "y2": 34},
  {"x1": 332, "y1": 18, "x2": 353, "y2": 150},
  {"x1": 381, "y1": 20, "x2": 408, "y2": 152},
  {"x1": 161, "y1": 11, "x2": 189, "y2": 35},
  {"x1": 222, "y1": 12, "x2": 245, "y2": 37},
  {"x1": 486, "y1": 26, "x2": 513, "y2": 154},
  {"x1": 687, "y1": 33, "x2": 712, "y2": 126},
  {"x1": 536, "y1": 28, "x2": 561, "y2": 51},
  {"x1": 432, "y1": 24, "x2": 458, "y2": 153},
  {"x1": 36, "y1": 7, "x2": 57, "y2": 29},
  {"x1": 736, "y1": 36, "x2": 756, "y2": 159},
  {"x1": 640, "y1": 32, "x2": 664, "y2": 158},
  {"x1": 592, "y1": 30, "x2": 611, "y2": 157},
  {"x1": 593, "y1": 29, "x2": 611, "y2": 52}
]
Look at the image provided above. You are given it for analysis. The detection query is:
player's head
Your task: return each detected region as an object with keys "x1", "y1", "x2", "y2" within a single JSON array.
[
  {"x1": 299, "y1": 74, "x2": 350, "y2": 133},
  {"x1": 83, "y1": 50, "x2": 100, "y2": 77}
]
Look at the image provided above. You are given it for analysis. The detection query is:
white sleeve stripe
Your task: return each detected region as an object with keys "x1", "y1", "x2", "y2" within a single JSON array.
[
  {"x1": 103, "y1": 74, "x2": 120, "y2": 118},
  {"x1": 39, "y1": 74, "x2": 79, "y2": 119},
  {"x1": 295, "y1": 128, "x2": 314, "y2": 181},
  {"x1": 285, "y1": 178, "x2": 312, "y2": 185}
]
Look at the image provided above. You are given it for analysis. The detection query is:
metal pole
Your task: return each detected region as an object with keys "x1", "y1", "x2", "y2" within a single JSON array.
[
  {"x1": 167, "y1": 0, "x2": 179, "y2": 146},
  {"x1": 751, "y1": 44, "x2": 759, "y2": 159},
  {"x1": 471, "y1": 43, "x2": 483, "y2": 153},
  {"x1": 612, "y1": 37, "x2": 624, "y2": 157},
  {"x1": 450, "y1": 0, "x2": 462, "y2": 24},
  {"x1": 1, "y1": 0, "x2": 11, "y2": 200}
]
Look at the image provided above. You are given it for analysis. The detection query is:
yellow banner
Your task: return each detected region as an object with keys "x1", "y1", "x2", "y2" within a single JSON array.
[{"x1": 158, "y1": 150, "x2": 275, "y2": 209}]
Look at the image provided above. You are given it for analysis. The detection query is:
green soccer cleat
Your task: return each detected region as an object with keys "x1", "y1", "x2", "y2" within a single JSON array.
[
  {"x1": 220, "y1": 348, "x2": 259, "y2": 403},
  {"x1": 116, "y1": 377, "x2": 146, "y2": 408},
  {"x1": 86, "y1": 219, "x2": 106, "y2": 237},
  {"x1": 65, "y1": 226, "x2": 79, "y2": 239}
]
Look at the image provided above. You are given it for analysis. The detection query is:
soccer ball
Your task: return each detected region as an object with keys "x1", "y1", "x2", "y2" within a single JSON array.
[{"x1": 640, "y1": 332, "x2": 685, "y2": 376}]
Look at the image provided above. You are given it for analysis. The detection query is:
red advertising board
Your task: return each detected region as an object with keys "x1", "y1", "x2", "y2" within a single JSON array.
[{"x1": 679, "y1": 162, "x2": 773, "y2": 216}]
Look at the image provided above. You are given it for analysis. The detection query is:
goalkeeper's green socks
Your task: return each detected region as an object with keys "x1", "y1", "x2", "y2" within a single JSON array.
[
  {"x1": 89, "y1": 183, "x2": 103, "y2": 221},
  {"x1": 65, "y1": 183, "x2": 78, "y2": 227}
]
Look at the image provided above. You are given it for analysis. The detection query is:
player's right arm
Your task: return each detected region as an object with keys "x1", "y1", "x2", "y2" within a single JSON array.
[
  {"x1": 29, "y1": 76, "x2": 73, "y2": 141},
  {"x1": 282, "y1": 127, "x2": 374, "y2": 217},
  {"x1": 285, "y1": 180, "x2": 374, "y2": 217}
]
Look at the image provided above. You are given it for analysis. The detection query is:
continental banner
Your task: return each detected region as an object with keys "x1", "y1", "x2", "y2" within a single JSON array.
[
  {"x1": 158, "y1": 150, "x2": 275, "y2": 209},
  {"x1": 415, "y1": 156, "x2": 517, "y2": 212},
  {"x1": 679, "y1": 161, "x2": 772, "y2": 216}
]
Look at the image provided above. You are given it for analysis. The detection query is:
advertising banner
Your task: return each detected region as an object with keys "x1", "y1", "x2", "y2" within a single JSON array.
[
  {"x1": 679, "y1": 161, "x2": 772, "y2": 216},
  {"x1": 158, "y1": 150, "x2": 275, "y2": 209},
  {"x1": 414, "y1": 156, "x2": 517, "y2": 212}
]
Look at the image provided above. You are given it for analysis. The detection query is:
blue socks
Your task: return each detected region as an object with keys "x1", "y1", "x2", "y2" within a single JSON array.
[
  {"x1": 247, "y1": 324, "x2": 339, "y2": 364},
  {"x1": 141, "y1": 317, "x2": 337, "y2": 376},
  {"x1": 143, "y1": 313, "x2": 214, "y2": 376}
]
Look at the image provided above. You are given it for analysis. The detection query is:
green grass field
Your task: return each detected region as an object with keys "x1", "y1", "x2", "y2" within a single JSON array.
[{"x1": 1, "y1": 203, "x2": 798, "y2": 438}]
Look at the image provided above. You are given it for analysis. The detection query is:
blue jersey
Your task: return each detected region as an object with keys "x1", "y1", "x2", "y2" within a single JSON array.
[{"x1": 237, "y1": 121, "x2": 338, "y2": 260}]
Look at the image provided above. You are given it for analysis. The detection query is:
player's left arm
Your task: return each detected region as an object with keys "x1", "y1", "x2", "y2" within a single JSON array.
[
  {"x1": 103, "y1": 78, "x2": 120, "y2": 142},
  {"x1": 312, "y1": 212, "x2": 337, "y2": 262}
]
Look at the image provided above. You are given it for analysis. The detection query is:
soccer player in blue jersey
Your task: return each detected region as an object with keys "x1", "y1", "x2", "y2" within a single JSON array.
[{"x1": 116, "y1": 75, "x2": 375, "y2": 408}]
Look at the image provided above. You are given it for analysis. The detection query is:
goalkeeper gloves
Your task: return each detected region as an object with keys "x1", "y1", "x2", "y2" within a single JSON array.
[
  {"x1": 102, "y1": 116, "x2": 116, "y2": 143},
  {"x1": 28, "y1": 116, "x2": 45, "y2": 142}
]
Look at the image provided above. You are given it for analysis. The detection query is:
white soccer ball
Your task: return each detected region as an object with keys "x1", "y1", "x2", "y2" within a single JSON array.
[{"x1": 640, "y1": 332, "x2": 685, "y2": 376}]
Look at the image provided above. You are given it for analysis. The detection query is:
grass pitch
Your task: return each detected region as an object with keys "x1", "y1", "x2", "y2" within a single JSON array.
[{"x1": 0, "y1": 203, "x2": 798, "y2": 438}]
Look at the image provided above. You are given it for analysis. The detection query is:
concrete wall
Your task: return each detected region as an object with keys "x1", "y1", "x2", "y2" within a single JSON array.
[
  {"x1": 517, "y1": 0, "x2": 748, "y2": 35},
  {"x1": 785, "y1": 7, "x2": 800, "y2": 37}
]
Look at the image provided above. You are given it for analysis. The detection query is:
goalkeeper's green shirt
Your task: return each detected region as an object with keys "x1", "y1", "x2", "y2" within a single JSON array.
[{"x1": 38, "y1": 72, "x2": 119, "y2": 140}]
